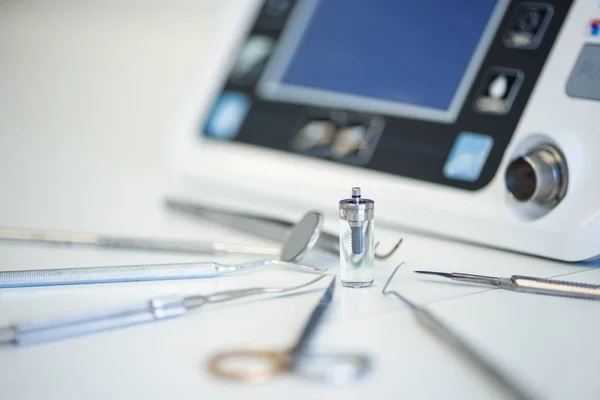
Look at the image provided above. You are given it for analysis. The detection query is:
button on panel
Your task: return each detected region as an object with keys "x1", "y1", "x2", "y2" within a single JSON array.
[
  {"x1": 566, "y1": 44, "x2": 600, "y2": 101},
  {"x1": 230, "y1": 35, "x2": 275, "y2": 85},
  {"x1": 330, "y1": 117, "x2": 384, "y2": 165},
  {"x1": 291, "y1": 116, "x2": 384, "y2": 165},
  {"x1": 503, "y1": 2, "x2": 554, "y2": 49},
  {"x1": 292, "y1": 120, "x2": 336, "y2": 152},
  {"x1": 474, "y1": 67, "x2": 524, "y2": 115},
  {"x1": 444, "y1": 132, "x2": 494, "y2": 182},
  {"x1": 204, "y1": 92, "x2": 251, "y2": 140}
]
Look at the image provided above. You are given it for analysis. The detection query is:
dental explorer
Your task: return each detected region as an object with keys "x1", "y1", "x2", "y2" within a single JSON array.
[
  {"x1": 0, "y1": 275, "x2": 326, "y2": 346},
  {"x1": 383, "y1": 263, "x2": 537, "y2": 400}
]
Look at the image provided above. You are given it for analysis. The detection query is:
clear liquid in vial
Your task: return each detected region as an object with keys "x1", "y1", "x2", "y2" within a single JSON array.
[{"x1": 339, "y1": 219, "x2": 374, "y2": 288}]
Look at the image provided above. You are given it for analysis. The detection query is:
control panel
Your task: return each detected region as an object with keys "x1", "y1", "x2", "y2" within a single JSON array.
[{"x1": 171, "y1": 0, "x2": 600, "y2": 261}]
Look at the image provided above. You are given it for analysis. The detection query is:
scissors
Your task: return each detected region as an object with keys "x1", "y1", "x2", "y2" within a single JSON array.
[{"x1": 208, "y1": 278, "x2": 371, "y2": 384}]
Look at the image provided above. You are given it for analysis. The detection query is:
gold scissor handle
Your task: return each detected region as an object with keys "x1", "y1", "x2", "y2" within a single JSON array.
[
  {"x1": 208, "y1": 349, "x2": 371, "y2": 384},
  {"x1": 208, "y1": 349, "x2": 291, "y2": 383}
]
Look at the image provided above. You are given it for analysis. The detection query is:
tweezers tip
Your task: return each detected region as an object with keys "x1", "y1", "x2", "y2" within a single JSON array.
[{"x1": 414, "y1": 270, "x2": 453, "y2": 279}]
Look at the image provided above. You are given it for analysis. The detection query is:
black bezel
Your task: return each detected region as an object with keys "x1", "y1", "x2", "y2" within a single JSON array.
[{"x1": 202, "y1": 0, "x2": 573, "y2": 191}]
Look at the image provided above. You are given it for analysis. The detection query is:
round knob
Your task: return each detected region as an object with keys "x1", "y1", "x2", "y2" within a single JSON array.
[{"x1": 505, "y1": 144, "x2": 568, "y2": 206}]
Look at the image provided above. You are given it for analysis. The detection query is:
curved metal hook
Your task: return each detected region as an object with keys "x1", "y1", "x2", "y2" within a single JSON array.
[
  {"x1": 374, "y1": 238, "x2": 403, "y2": 260},
  {"x1": 381, "y1": 262, "x2": 538, "y2": 400}
]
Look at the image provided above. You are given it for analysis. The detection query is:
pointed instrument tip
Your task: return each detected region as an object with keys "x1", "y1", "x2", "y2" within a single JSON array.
[{"x1": 413, "y1": 270, "x2": 453, "y2": 279}]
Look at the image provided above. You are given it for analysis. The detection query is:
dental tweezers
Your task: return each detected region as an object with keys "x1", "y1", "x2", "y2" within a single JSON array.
[{"x1": 415, "y1": 271, "x2": 600, "y2": 300}]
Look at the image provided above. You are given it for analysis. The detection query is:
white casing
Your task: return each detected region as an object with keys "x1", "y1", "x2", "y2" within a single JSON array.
[{"x1": 168, "y1": 0, "x2": 600, "y2": 262}]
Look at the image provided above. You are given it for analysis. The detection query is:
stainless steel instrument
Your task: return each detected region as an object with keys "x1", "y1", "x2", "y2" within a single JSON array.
[
  {"x1": 165, "y1": 198, "x2": 402, "y2": 260},
  {"x1": 384, "y1": 263, "x2": 537, "y2": 400},
  {"x1": 0, "y1": 211, "x2": 324, "y2": 288},
  {"x1": 0, "y1": 227, "x2": 279, "y2": 256},
  {"x1": 208, "y1": 278, "x2": 370, "y2": 384},
  {"x1": 415, "y1": 270, "x2": 600, "y2": 300},
  {"x1": 0, "y1": 275, "x2": 326, "y2": 345}
]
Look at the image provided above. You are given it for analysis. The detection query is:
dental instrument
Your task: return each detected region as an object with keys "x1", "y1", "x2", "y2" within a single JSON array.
[
  {"x1": 208, "y1": 278, "x2": 370, "y2": 384},
  {"x1": 0, "y1": 227, "x2": 281, "y2": 256},
  {"x1": 415, "y1": 270, "x2": 600, "y2": 300},
  {"x1": 383, "y1": 263, "x2": 537, "y2": 400},
  {"x1": 0, "y1": 211, "x2": 323, "y2": 288},
  {"x1": 164, "y1": 198, "x2": 402, "y2": 260},
  {"x1": 0, "y1": 275, "x2": 326, "y2": 346}
]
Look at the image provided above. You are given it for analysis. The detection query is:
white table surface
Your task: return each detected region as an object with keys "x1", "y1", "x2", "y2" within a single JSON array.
[{"x1": 1, "y1": 1, "x2": 599, "y2": 399}]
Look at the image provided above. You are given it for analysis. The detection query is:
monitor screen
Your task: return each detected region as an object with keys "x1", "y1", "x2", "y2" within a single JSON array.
[{"x1": 257, "y1": 0, "x2": 509, "y2": 123}]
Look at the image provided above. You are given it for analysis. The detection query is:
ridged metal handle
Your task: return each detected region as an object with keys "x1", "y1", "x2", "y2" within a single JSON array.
[
  {"x1": 512, "y1": 275, "x2": 600, "y2": 300},
  {"x1": 0, "y1": 262, "x2": 219, "y2": 288},
  {"x1": 2, "y1": 295, "x2": 187, "y2": 345},
  {"x1": 97, "y1": 236, "x2": 217, "y2": 253}
]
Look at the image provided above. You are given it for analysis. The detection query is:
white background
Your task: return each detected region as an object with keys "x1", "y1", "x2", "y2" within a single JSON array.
[{"x1": 1, "y1": 1, "x2": 600, "y2": 399}]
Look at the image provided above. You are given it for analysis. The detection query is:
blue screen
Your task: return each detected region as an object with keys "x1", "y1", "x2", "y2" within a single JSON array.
[{"x1": 277, "y1": 0, "x2": 500, "y2": 112}]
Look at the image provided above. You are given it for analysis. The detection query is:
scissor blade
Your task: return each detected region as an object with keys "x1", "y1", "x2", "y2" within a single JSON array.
[
  {"x1": 290, "y1": 278, "x2": 335, "y2": 356},
  {"x1": 414, "y1": 270, "x2": 454, "y2": 279}
]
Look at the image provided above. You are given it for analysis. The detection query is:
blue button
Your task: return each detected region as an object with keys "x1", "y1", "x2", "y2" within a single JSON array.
[
  {"x1": 444, "y1": 132, "x2": 494, "y2": 182},
  {"x1": 204, "y1": 92, "x2": 251, "y2": 140}
]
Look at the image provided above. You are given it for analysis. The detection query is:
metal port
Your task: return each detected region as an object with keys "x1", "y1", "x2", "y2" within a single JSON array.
[{"x1": 505, "y1": 144, "x2": 568, "y2": 207}]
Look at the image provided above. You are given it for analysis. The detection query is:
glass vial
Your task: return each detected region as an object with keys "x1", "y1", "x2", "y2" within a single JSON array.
[{"x1": 339, "y1": 187, "x2": 374, "y2": 288}]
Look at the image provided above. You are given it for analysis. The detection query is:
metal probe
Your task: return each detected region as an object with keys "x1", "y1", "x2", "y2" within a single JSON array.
[
  {"x1": 414, "y1": 270, "x2": 600, "y2": 300},
  {"x1": 383, "y1": 263, "x2": 537, "y2": 400}
]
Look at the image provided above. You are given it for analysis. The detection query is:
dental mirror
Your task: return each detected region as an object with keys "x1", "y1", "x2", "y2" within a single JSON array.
[
  {"x1": 0, "y1": 211, "x2": 327, "y2": 288},
  {"x1": 280, "y1": 211, "x2": 323, "y2": 262}
]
